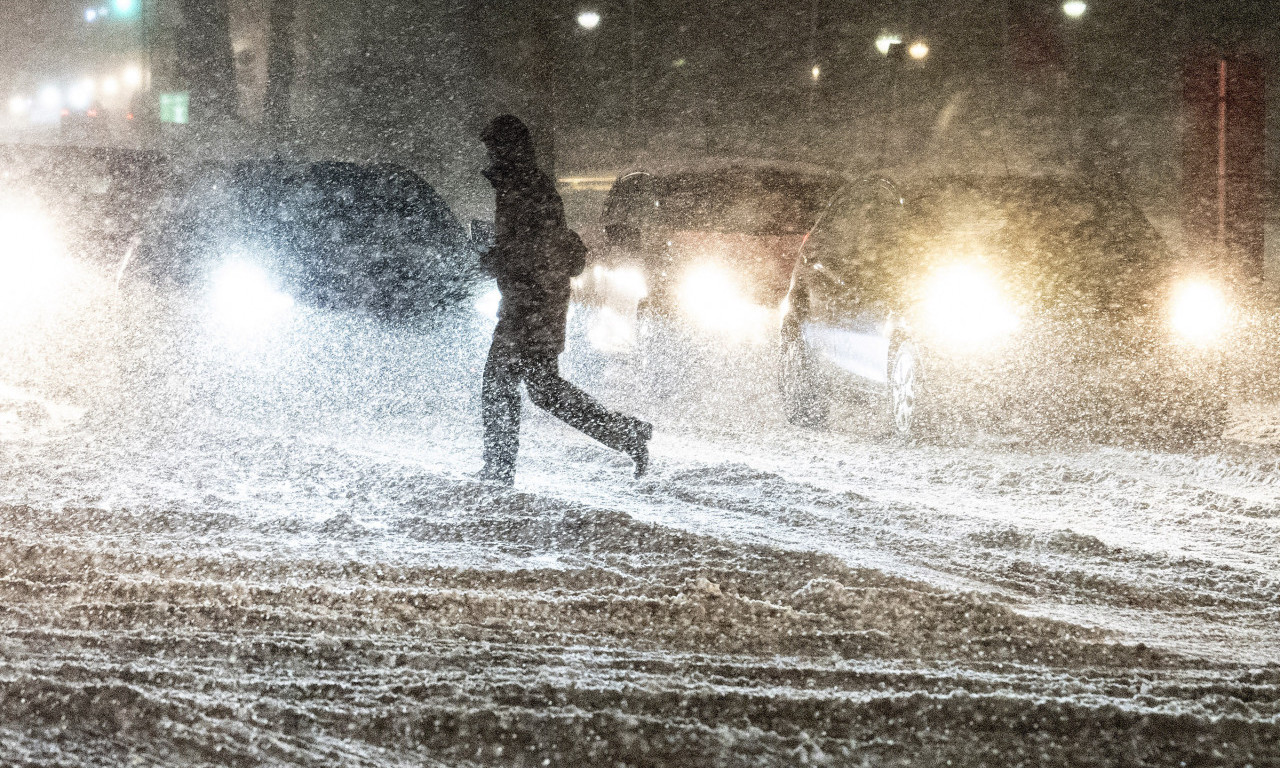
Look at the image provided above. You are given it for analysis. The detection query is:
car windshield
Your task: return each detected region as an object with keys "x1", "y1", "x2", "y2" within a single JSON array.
[
  {"x1": 654, "y1": 168, "x2": 839, "y2": 236},
  {"x1": 902, "y1": 178, "x2": 1168, "y2": 308}
]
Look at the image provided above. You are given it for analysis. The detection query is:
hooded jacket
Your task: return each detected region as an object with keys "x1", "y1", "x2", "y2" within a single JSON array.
[{"x1": 480, "y1": 115, "x2": 584, "y2": 354}]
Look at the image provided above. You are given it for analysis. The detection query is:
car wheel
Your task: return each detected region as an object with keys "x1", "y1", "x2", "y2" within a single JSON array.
[
  {"x1": 887, "y1": 339, "x2": 933, "y2": 440},
  {"x1": 780, "y1": 326, "x2": 828, "y2": 428}
]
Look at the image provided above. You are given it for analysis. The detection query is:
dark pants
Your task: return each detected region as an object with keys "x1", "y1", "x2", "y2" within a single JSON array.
[{"x1": 482, "y1": 337, "x2": 642, "y2": 476}]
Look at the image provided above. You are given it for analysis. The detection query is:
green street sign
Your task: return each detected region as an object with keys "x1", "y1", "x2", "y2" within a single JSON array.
[{"x1": 159, "y1": 92, "x2": 189, "y2": 124}]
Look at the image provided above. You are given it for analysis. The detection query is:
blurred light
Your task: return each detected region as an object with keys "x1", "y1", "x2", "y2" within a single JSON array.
[
  {"x1": 0, "y1": 204, "x2": 70, "y2": 324},
  {"x1": 101, "y1": 76, "x2": 119, "y2": 97},
  {"x1": 875, "y1": 34, "x2": 902, "y2": 55},
  {"x1": 122, "y1": 64, "x2": 143, "y2": 89},
  {"x1": 1063, "y1": 0, "x2": 1086, "y2": 17},
  {"x1": 577, "y1": 10, "x2": 601, "y2": 29},
  {"x1": 918, "y1": 262, "x2": 1019, "y2": 348},
  {"x1": 208, "y1": 260, "x2": 295, "y2": 333},
  {"x1": 909, "y1": 41, "x2": 929, "y2": 60},
  {"x1": 84, "y1": 7, "x2": 98, "y2": 22},
  {"x1": 1169, "y1": 279, "x2": 1231, "y2": 346},
  {"x1": 811, "y1": 65, "x2": 821, "y2": 81},
  {"x1": 596, "y1": 265, "x2": 648, "y2": 301},
  {"x1": 8, "y1": 96, "x2": 30, "y2": 116},
  {"x1": 38, "y1": 85, "x2": 62, "y2": 110},
  {"x1": 113, "y1": 0, "x2": 139, "y2": 16},
  {"x1": 474, "y1": 287, "x2": 501, "y2": 321},
  {"x1": 676, "y1": 263, "x2": 773, "y2": 341},
  {"x1": 67, "y1": 79, "x2": 94, "y2": 110}
]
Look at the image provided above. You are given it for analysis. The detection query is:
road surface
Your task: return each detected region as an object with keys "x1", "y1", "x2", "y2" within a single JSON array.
[{"x1": 0, "y1": 309, "x2": 1276, "y2": 766}]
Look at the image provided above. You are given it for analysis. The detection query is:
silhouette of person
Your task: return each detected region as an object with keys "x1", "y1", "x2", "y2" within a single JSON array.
[{"x1": 477, "y1": 114, "x2": 652, "y2": 486}]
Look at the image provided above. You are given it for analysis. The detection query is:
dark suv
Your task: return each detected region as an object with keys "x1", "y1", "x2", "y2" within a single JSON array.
[
  {"x1": 780, "y1": 175, "x2": 1234, "y2": 440},
  {"x1": 117, "y1": 160, "x2": 475, "y2": 321}
]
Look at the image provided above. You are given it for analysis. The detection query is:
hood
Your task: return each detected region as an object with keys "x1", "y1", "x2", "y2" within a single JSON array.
[{"x1": 481, "y1": 115, "x2": 537, "y2": 181}]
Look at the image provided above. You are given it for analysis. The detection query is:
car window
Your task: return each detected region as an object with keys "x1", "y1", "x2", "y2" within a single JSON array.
[
  {"x1": 654, "y1": 169, "x2": 838, "y2": 236},
  {"x1": 803, "y1": 188, "x2": 861, "y2": 273},
  {"x1": 603, "y1": 173, "x2": 655, "y2": 247}
]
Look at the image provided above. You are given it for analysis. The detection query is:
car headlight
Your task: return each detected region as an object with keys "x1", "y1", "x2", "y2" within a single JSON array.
[
  {"x1": 473, "y1": 286, "x2": 501, "y2": 321},
  {"x1": 594, "y1": 264, "x2": 648, "y2": 301},
  {"x1": 917, "y1": 262, "x2": 1020, "y2": 348},
  {"x1": 1169, "y1": 278, "x2": 1231, "y2": 346},
  {"x1": 0, "y1": 205, "x2": 70, "y2": 323},
  {"x1": 676, "y1": 263, "x2": 773, "y2": 340},
  {"x1": 208, "y1": 259, "x2": 295, "y2": 332}
]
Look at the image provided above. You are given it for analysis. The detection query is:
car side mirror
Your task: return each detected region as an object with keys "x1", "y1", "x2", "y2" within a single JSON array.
[{"x1": 469, "y1": 219, "x2": 495, "y2": 252}]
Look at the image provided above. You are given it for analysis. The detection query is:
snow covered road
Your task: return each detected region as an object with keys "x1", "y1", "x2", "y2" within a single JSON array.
[{"x1": 0, "y1": 314, "x2": 1278, "y2": 766}]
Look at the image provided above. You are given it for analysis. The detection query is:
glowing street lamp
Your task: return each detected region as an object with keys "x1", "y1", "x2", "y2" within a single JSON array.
[
  {"x1": 875, "y1": 33, "x2": 903, "y2": 56},
  {"x1": 112, "y1": 0, "x2": 139, "y2": 17},
  {"x1": 8, "y1": 96, "x2": 30, "y2": 116},
  {"x1": 1062, "y1": 0, "x2": 1087, "y2": 18},
  {"x1": 577, "y1": 10, "x2": 601, "y2": 29},
  {"x1": 811, "y1": 65, "x2": 821, "y2": 81},
  {"x1": 908, "y1": 41, "x2": 929, "y2": 60},
  {"x1": 84, "y1": 7, "x2": 99, "y2": 22}
]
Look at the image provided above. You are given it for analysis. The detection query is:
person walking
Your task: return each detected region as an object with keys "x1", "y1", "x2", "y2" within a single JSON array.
[{"x1": 477, "y1": 114, "x2": 652, "y2": 486}]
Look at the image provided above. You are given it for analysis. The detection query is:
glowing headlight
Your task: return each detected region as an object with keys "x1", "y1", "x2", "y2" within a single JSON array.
[
  {"x1": 474, "y1": 287, "x2": 501, "y2": 321},
  {"x1": 0, "y1": 206, "x2": 70, "y2": 323},
  {"x1": 918, "y1": 262, "x2": 1019, "y2": 347},
  {"x1": 593, "y1": 264, "x2": 648, "y2": 301},
  {"x1": 208, "y1": 259, "x2": 294, "y2": 332},
  {"x1": 1169, "y1": 279, "x2": 1231, "y2": 345},
  {"x1": 676, "y1": 263, "x2": 773, "y2": 340}
]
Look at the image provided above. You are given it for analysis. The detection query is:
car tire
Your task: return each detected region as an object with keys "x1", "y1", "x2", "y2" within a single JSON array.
[
  {"x1": 780, "y1": 325, "x2": 829, "y2": 429},
  {"x1": 887, "y1": 338, "x2": 936, "y2": 440}
]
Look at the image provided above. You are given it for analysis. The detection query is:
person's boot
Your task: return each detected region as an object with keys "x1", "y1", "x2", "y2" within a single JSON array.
[
  {"x1": 625, "y1": 420, "x2": 654, "y2": 478},
  {"x1": 475, "y1": 463, "x2": 515, "y2": 487}
]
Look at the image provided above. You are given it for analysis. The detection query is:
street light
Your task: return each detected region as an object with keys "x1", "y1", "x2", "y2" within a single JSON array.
[
  {"x1": 113, "y1": 0, "x2": 139, "y2": 17},
  {"x1": 577, "y1": 10, "x2": 601, "y2": 30},
  {"x1": 908, "y1": 41, "x2": 929, "y2": 60},
  {"x1": 811, "y1": 65, "x2": 821, "y2": 81},
  {"x1": 1062, "y1": 1, "x2": 1087, "y2": 18}
]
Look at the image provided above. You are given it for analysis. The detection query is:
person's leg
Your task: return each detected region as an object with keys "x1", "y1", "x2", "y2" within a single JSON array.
[
  {"x1": 523, "y1": 355, "x2": 652, "y2": 467},
  {"x1": 480, "y1": 337, "x2": 523, "y2": 482}
]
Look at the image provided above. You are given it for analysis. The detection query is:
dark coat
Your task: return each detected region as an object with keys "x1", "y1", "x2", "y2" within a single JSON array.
[{"x1": 480, "y1": 121, "x2": 584, "y2": 355}]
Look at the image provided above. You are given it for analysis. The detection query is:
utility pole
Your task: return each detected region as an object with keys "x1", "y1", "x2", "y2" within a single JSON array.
[
  {"x1": 265, "y1": 0, "x2": 297, "y2": 140},
  {"x1": 176, "y1": 0, "x2": 238, "y2": 125},
  {"x1": 628, "y1": 0, "x2": 639, "y2": 155}
]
